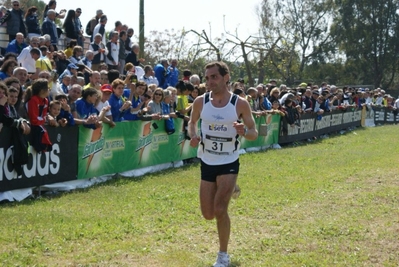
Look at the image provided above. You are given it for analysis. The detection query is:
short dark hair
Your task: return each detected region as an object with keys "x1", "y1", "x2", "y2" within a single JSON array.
[
  {"x1": 82, "y1": 88, "x2": 98, "y2": 99},
  {"x1": 31, "y1": 78, "x2": 48, "y2": 96},
  {"x1": 205, "y1": 61, "x2": 230, "y2": 77},
  {"x1": 30, "y1": 47, "x2": 41, "y2": 56}
]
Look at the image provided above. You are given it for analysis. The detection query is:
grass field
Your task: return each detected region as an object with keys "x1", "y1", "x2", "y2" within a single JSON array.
[{"x1": 1, "y1": 125, "x2": 398, "y2": 267}]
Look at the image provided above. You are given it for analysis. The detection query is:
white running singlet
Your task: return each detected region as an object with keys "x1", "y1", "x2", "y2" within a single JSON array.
[{"x1": 198, "y1": 92, "x2": 240, "y2": 165}]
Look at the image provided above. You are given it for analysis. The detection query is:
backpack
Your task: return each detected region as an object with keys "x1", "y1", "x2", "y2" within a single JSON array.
[{"x1": 85, "y1": 19, "x2": 94, "y2": 35}]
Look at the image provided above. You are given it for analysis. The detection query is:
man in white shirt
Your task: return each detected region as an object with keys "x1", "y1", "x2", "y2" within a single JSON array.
[
  {"x1": 140, "y1": 65, "x2": 159, "y2": 86},
  {"x1": 17, "y1": 36, "x2": 40, "y2": 74}
]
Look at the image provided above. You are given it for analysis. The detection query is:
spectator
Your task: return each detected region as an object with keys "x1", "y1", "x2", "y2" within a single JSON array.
[
  {"x1": 11, "y1": 66, "x2": 27, "y2": 86},
  {"x1": 168, "y1": 59, "x2": 179, "y2": 88},
  {"x1": 87, "y1": 9, "x2": 103, "y2": 42},
  {"x1": 47, "y1": 100, "x2": 65, "y2": 127},
  {"x1": 0, "y1": 0, "x2": 26, "y2": 42},
  {"x1": 74, "y1": 8, "x2": 84, "y2": 47},
  {"x1": 96, "y1": 84, "x2": 115, "y2": 127},
  {"x1": 140, "y1": 65, "x2": 158, "y2": 86},
  {"x1": 6, "y1": 86, "x2": 20, "y2": 118},
  {"x1": 53, "y1": 50, "x2": 69, "y2": 76},
  {"x1": 25, "y1": 78, "x2": 53, "y2": 152},
  {"x1": 41, "y1": 9, "x2": 59, "y2": 51},
  {"x1": 188, "y1": 86, "x2": 199, "y2": 104},
  {"x1": 92, "y1": 14, "x2": 107, "y2": 45},
  {"x1": 17, "y1": 37, "x2": 40, "y2": 76},
  {"x1": 64, "y1": 39, "x2": 77, "y2": 59},
  {"x1": 107, "y1": 69, "x2": 120, "y2": 84},
  {"x1": 124, "y1": 28, "x2": 134, "y2": 59},
  {"x1": 118, "y1": 30, "x2": 128, "y2": 74},
  {"x1": 84, "y1": 71, "x2": 101, "y2": 90},
  {"x1": 5, "y1": 32, "x2": 27, "y2": 55},
  {"x1": 74, "y1": 88, "x2": 102, "y2": 129},
  {"x1": 63, "y1": 10, "x2": 79, "y2": 42},
  {"x1": 176, "y1": 80, "x2": 193, "y2": 115},
  {"x1": 89, "y1": 33, "x2": 107, "y2": 71},
  {"x1": 166, "y1": 86, "x2": 177, "y2": 112},
  {"x1": 0, "y1": 83, "x2": 30, "y2": 134},
  {"x1": 183, "y1": 69, "x2": 191, "y2": 81},
  {"x1": 24, "y1": 6, "x2": 41, "y2": 39},
  {"x1": 145, "y1": 87, "x2": 163, "y2": 120},
  {"x1": 4, "y1": 76, "x2": 24, "y2": 116},
  {"x1": 54, "y1": 94, "x2": 75, "y2": 126},
  {"x1": 108, "y1": 78, "x2": 131, "y2": 122},
  {"x1": 58, "y1": 63, "x2": 78, "y2": 82},
  {"x1": 189, "y1": 74, "x2": 200, "y2": 86},
  {"x1": 154, "y1": 58, "x2": 170, "y2": 89},
  {"x1": 283, "y1": 98, "x2": 300, "y2": 128},
  {"x1": 0, "y1": 59, "x2": 17, "y2": 80},
  {"x1": 105, "y1": 31, "x2": 119, "y2": 70},
  {"x1": 66, "y1": 83, "x2": 82, "y2": 114},
  {"x1": 68, "y1": 45, "x2": 84, "y2": 65},
  {"x1": 57, "y1": 74, "x2": 70, "y2": 95},
  {"x1": 268, "y1": 87, "x2": 280, "y2": 103},
  {"x1": 100, "y1": 70, "x2": 108, "y2": 84},
  {"x1": 43, "y1": 0, "x2": 66, "y2": 20},
  {"x1": 114, "y1": 20, "x2": 122, "y2": 33},
  {"x1": 124, "y1": 81, "x2": 146, "y2": 121}
]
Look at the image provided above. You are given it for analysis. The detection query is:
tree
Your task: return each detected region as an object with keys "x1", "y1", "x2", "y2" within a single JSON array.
[{"x1": 331, "y1": 0, "x2": 399, "y2": 88}]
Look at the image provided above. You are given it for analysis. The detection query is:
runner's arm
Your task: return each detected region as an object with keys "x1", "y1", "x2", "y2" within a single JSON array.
[{"x1": 237, "y1": 98, "x2": 258, "y2": 140}]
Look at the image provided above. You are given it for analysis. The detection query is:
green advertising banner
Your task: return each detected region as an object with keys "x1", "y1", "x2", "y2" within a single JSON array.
[
  {"x1": 78, "y1": 118, "x2": 197, "y2": 179},
  {"x1": 78, "y1": 115, "x2": 281, "y2": 180},
  {"x1": 240, "y1": 114, "x2": 280, "y2": 149}
]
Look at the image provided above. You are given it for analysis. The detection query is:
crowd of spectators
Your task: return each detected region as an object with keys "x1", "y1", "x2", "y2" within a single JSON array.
[{"x1": 0, "y1": 0, "x2": 398, "y2": 158}]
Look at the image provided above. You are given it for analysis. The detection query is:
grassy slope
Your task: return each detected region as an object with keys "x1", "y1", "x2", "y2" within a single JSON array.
[{"x1": 1, "y1": 125, "x2": 398, "y2": 267}]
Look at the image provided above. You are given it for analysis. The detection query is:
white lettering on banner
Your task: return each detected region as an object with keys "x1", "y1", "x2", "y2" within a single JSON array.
[
  {"x1": 386, "y1": 111, "x2": 394, "y2": 122},
  {"x1": 0, "y1": 144, "x2": 61, "y2": 181},
  {"x1": 287, "y1": 124, "x2": 299, "y2": 135},
  {"x1": 354, "y1": 111, "x2": 361, "y2": 121},
  {"x1": 331, "y1": 113, "x2": 342, "y2": 126},
  {"x1": 342, "y1": 112, "x2": 354, "y2": 124},
  {"x1": 315, "y1": 115, "x2": 331, "y2": 130},
  {"x1": 299, "y1": 119, "x2": 314, "y2": 134},
  {"x1": 3, "y1": 147, "x2": 15, "y2": 180}
]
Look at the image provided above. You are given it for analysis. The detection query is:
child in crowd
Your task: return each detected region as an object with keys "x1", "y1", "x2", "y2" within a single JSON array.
[
  {"x1": 96, "y1": 84, "x2": 116, "y2": 127},
  {"x1": 47, "y1": 100, "x2": 67, "y2": 127},
  {"x1": 6, "y1": 87, "x2": 20, "y2": 119},
  {"x1": 25, "y1": 79, "x2": 53, "y2": 152},
  {"x1": 64, "y1": 39, "x2": 77, "y2": 59},
  {"x1": 108, "y1": 78, "x2": 131, "y2": 122},
  {"x1": 124, "y1": 81, "x2": 146, "y2": 121},
  {"x1": 54, "y1": 94, "x2": 75, "y2": 126},
  {"x1": 75, "y1": 88, "x2": 102, "y2": 129},
  {"x1": 271, "y1": 100, "x2": 285, "y2": 117}
]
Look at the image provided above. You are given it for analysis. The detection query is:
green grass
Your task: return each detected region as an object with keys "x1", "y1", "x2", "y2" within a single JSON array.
[{"x1": 1, "y1": 125, "x2": 399, "y2": 266}]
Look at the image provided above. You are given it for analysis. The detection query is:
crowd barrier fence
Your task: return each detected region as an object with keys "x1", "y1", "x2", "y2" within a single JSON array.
[{"x1": 0, "y1": 106, "x2": 397, "y2": 194}]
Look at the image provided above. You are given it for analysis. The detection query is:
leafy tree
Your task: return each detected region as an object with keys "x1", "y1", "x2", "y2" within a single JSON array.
[{"x1": 331, "y1": 0, "x2": 399, "y2": 88}]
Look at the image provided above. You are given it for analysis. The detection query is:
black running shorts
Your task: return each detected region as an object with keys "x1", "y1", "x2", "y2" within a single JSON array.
[{"x1": 200, "y1": 159, "x2": 240, "y2": 182}]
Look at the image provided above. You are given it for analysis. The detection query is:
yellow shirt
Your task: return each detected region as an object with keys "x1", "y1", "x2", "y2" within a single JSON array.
[
  {"x1": 64, "y1": 47, "x2": 73, "y2": 58},
  {"x1": 35, "y1": 57, "x2": 52, "y2": 72},
  {"x1": 177, "y1": 95, "x2": 188, "y2": 112}
]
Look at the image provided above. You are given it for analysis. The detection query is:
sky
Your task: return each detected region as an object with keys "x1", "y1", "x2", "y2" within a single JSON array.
[{"x1": 56, "y1": 0, "x2": 263, "y2": 41}]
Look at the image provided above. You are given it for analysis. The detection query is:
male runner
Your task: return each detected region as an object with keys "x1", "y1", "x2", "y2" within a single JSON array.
[{"x1": 188, "y1": 61, "x2": 258, "y2": 267}]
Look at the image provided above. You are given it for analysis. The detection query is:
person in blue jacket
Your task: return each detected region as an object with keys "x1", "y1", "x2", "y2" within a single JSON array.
[{"x1": 5, "y1": 32, "x2": 27, "y2": 55}]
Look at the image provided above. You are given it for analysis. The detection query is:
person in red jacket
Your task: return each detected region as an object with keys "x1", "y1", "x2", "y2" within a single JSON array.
[{"x1": 25, "y1": 78, "x2": 53, "y2": 152}]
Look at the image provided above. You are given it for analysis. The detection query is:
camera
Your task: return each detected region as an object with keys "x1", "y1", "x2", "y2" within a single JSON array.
[{"x1": 130, "y1": 74, "x2": 137, "y2": 83}]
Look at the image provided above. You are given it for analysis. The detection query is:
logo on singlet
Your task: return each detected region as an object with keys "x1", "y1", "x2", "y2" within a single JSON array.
[
  {"x1": 212, "y1": 114, "x2": 224, "y2": 121},
  {"x1": 209, "y1": 124, "x2": 227, "y2": 131}
]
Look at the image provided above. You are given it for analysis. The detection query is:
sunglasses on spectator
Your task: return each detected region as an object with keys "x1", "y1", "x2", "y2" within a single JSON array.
[
  {"x1": 13, "y1": 4, "x2": 19, "y2": 6},
  {"x1": 154, "y1": 93, "x2": 162, "y2": 96}
]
